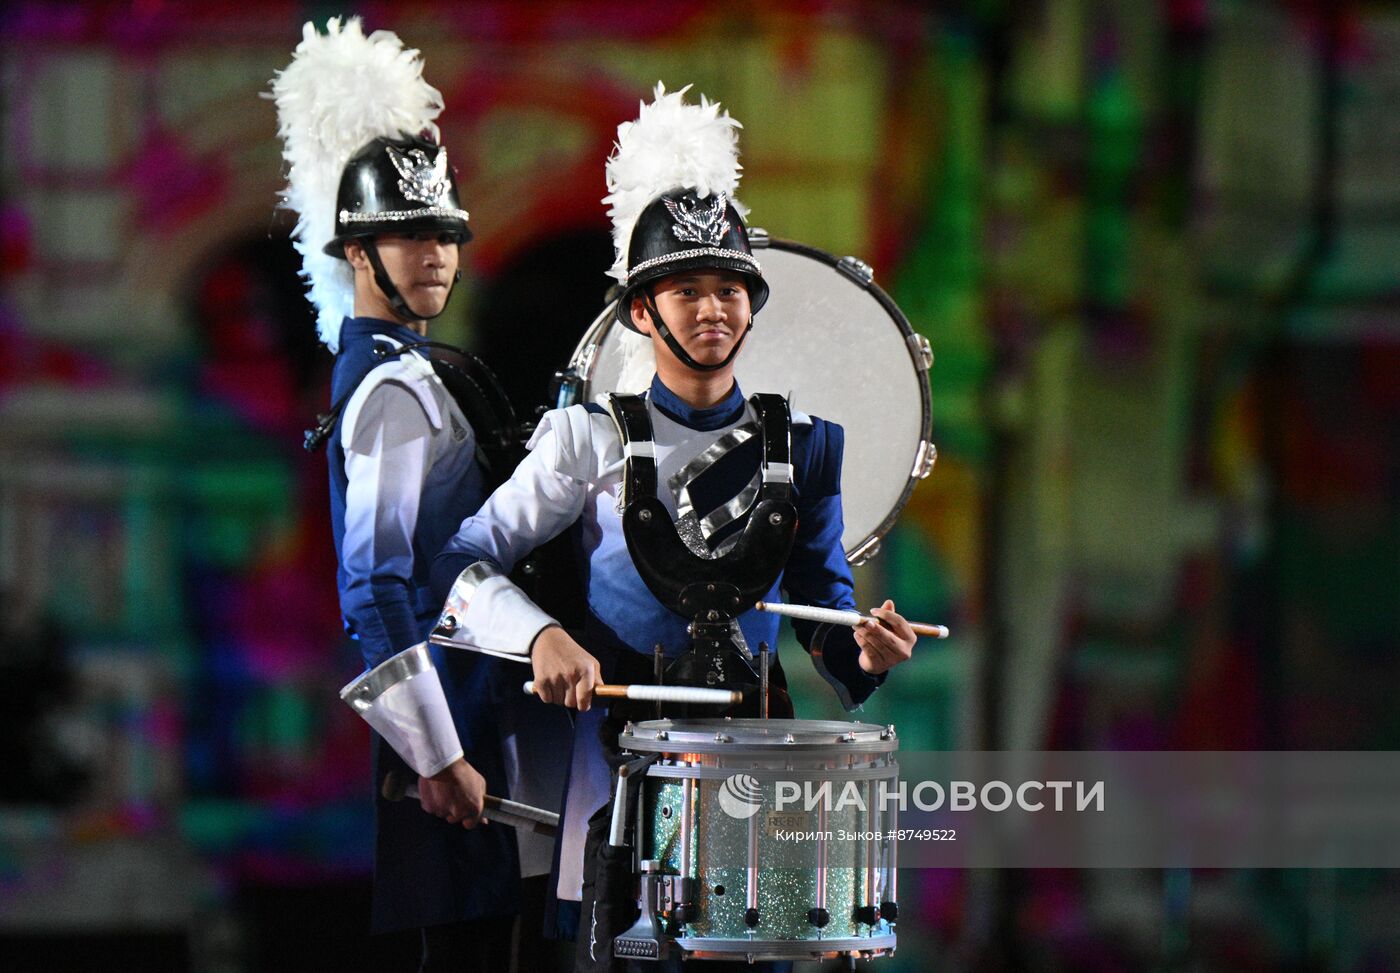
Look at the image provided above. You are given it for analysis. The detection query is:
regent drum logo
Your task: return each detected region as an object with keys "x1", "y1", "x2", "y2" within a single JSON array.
[{"x1": 717, "y1": 773, "x2": 763, "y2": 819}]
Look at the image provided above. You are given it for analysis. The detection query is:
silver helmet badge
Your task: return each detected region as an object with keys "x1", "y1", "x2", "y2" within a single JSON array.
[
  {"x1": 665, "y1": 193, "x2": 731, "y2": 246},
  {"x1": 386, "y1": 144, "x2": 452, "y2": 207}
]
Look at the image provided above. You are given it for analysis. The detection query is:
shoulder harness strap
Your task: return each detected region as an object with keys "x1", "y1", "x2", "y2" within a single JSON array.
[
  {"x1": 606, "y1": 392, "x2": 657, "y2": 507},
  {"x1": 750, "y1": 392, "x2": 793, "y2": 502}
]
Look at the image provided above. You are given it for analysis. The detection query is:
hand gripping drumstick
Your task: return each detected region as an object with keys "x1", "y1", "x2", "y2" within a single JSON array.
[
  {"x1": 522, "y1": 681, "x2": 743, "y2": 706},
  {"x1": 754, "y1": 601, "x2": 950, "y2": 639},
  {"x1": 381, "y1": 770, "x2": 560, "y2": 837}
]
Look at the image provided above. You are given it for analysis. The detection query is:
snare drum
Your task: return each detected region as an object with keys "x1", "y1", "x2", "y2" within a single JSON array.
[
  {"x1": 618, "y1": 718, "x2": 899, "y2": 963},
  {"x1": 557, "y1": 236, "x2": 935, "y2": 564}
]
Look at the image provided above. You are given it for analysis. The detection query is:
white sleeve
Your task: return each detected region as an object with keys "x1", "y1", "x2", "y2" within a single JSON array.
[
  {"x1": 434, "y1": 408, "x2": 595, "y2": 656},
  {"x1": 340, "y1": 380, "x2": 439, "y2": 666}
]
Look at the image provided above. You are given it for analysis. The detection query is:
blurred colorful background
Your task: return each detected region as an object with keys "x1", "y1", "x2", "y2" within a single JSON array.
[{"x1": 2, "y1": 1, "x2": 1397, "y2": 970}]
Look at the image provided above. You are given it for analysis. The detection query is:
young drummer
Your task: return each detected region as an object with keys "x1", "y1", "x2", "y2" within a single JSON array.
[{"x1": 430, "y1": 84, "x2": 916, "y2": 971}]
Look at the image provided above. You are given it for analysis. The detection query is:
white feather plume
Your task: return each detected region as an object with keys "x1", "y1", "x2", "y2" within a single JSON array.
[
  {"x1": 269, "y1": 17, "x2": 445, "y2": 352},
  {"x1": 604, "y1": 82, "x2": 748, "y2": 284}
]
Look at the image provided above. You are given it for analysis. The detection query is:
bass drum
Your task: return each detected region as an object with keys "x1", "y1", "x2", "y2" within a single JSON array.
[{"x1": 557, "y1": 234, "x2": 935, "y2": 564}]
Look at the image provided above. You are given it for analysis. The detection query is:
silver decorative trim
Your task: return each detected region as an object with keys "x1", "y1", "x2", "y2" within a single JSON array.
[
  {"x1": 339, "y1": 205, "x2": 470, "y2": 225},
  {"x1": 340, "y1": 643, "x2": 433, "y2": 711},
  {"x1": 727, "y1": 620, "x2": 754, "y2": 662},
  {"x1": 668, "y1": 420, "x2": 760, "y2": 559},
  {"x1": 808, "y1": 623, "x2": 860, "y2": 711},
  {"x1": 433, "y1": 561, "x2": 504, "y2": 639},
  {"x1": 696, "y1": 476, "x2": 759, "y2": 554},
  {"x1": 627, "y1": 247, "x2": 761, "y2": 281}
]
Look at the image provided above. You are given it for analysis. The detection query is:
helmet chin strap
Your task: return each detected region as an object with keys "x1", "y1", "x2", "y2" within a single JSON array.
[
  {"x1": 641, "y1": 287, "x2": 752, "y2": 373},
  {"x1": 361, "y1": 237, "x2": 459, "y2": 324}
]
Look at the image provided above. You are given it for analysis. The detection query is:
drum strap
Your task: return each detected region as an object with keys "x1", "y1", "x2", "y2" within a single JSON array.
[
  {"x1": 305, "y1": 339, "x2": 519, "y2": 477},
  {"x1": 751, "y1": 391, "x2": 794, "y2": 503},
  {"x1": 606, "y1": 391, "x2": 793, "y2": 508},
  {"x1": 606, "y1": 393, "x2": 657, "y2": 509}
]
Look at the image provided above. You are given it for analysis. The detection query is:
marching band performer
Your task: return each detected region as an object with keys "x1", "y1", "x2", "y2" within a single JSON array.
[
  {"x1": 429, "y1": 84, "x2": 917, "y2": 971},
  {"x1": 272, "y1": 19, "x2": 568, "y2": 971}
]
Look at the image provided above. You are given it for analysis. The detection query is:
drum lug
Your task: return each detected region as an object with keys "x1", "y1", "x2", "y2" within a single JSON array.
[
  {"x1": 836, "y1": 255, "x2": 874, "y2": 287},
  {"x1": 748, "y1": 226, "x2": 771, "y2": 248},
  {"x1": 907, "y1": 332, "x2": 934, "y2": 371},
  {"x1": 911, "y1": 440, "x2": 938, "y2": 480},
  {"x1": 848, "y1": 535, "x2": 882, "y2": 567}
]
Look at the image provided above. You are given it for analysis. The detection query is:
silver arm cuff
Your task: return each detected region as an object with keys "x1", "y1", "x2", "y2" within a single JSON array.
[
  {"x1": 340, "y1": 643, "x2": 463, "y2": 778},
  {"x1": 809, "y1": 622, "x2": 861, "y2": 712},
  {"x1": 430, "y1": 561, "x2": 557, "y2": 658},
  {"x1": 432, "y1": 561, "x2": 503, "y2": 641}
]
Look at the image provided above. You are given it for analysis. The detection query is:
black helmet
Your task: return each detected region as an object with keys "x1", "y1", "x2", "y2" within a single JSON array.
[
  {"x1": 323, "y1": 134, "x2": 472, "y2": 258},
  {"x1": 614, "y1": 189, "x2": 768, "y2": 330}
]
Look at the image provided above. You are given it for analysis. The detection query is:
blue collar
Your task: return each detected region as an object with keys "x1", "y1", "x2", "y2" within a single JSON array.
[
  {"x1": 648, "y1": 374, "x2": 746, "y2": 431},
  {"x1": 338, "y1": 315, "x2": 423, "y2": 350}
]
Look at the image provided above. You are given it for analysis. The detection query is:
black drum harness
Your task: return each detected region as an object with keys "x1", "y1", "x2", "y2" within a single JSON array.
[{"x1": 606, "y1": 390, "x2": 798, "y2": 718}]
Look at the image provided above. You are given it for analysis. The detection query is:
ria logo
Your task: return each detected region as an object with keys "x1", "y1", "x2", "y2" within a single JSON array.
[{"x1": 717, "y1": 773, "x2": 763, "y2": 819}]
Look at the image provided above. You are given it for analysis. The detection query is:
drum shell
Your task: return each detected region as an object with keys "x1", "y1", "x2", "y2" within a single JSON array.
[{"x1": 623, "y1": 719, "x2": 899, "y2": 960}]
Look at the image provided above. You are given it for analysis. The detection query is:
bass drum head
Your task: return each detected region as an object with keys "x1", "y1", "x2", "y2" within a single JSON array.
[{"x1": 565, "y1": 237, "x2": 932, "y2": 562}]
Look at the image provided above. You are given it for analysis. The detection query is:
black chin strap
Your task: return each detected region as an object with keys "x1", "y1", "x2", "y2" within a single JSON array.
[
  {"x1": 641, "y1": 287, "x2": 753, "y2": 373},
  {"x1": 361, "y1": 237, "x2": 459, "y2": 324}
]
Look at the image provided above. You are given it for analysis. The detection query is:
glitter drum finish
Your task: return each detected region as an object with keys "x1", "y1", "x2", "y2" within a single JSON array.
[{"x1": 618, "y1": 718, "x2": 900, "y2": 963}]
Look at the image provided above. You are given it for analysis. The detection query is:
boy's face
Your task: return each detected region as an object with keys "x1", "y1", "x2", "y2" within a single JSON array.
[
  {"x1": 346, "y1": 231, "x2": 462, "y2": 322},
  {"x1": 630, "y1": 270, "x2": 752, "y2": 370}
]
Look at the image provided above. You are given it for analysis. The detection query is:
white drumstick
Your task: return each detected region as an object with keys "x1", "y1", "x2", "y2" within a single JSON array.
[
  {"x1": 755, "y1": 601, "x2": 949, "y2": 639},
  {"x1": 522, "y1": 681, "x2": 742, "y2": 705}
]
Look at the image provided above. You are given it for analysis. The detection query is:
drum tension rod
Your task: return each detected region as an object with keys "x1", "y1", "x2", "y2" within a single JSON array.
[
  {"x1": 759, "y1": 641, "x2": 770, "y2": 719},
  {"x1": 653, "y1": 642, "x2": 664, "y2": 720}
]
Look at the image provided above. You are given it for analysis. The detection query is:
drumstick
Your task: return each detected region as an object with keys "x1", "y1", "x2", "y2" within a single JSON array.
[
  {"x1": 381, "y1": 771, "x2": 560, "y2": 837},
  {"x1": 522, "y1": 681, "x2": 742, "y2": 706},
  {"x1": 754, "y1": 601, "x2": 949, "y2": 639}
]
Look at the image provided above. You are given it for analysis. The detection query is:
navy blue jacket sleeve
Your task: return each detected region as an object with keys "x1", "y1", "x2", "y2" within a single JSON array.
[{"x1": 783, "y1": 417, "x2": 885, "y2": 708}]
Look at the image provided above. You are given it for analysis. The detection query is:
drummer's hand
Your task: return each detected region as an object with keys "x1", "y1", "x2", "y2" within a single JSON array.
[
  {"x1": 419, "y1": 757, "x2": 487, "y2": 829},
  {"x1": 855, "y1": 599, "x2": 916, "y2": 675},
  {"x1": 530, "y1": 625, "x2": 602, "y2": 711}
]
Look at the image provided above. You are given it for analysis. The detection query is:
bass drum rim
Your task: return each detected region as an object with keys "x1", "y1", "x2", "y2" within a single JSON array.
[{"x1": 559, "y1": 233, "x2": 933, "y2": 566}]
